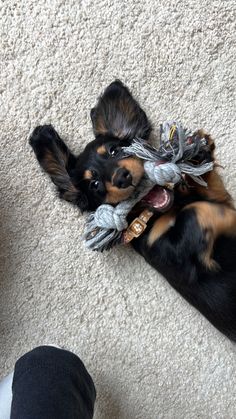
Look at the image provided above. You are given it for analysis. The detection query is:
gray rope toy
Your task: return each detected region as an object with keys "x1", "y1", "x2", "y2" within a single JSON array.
[{"x1": 84, "y1": 121, "x2": 214, "y2": 251}]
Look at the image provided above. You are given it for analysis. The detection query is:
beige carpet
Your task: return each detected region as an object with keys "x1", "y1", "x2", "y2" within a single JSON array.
[{"x1": 1, "y1": 1, "x2": 236, "y2": 418}]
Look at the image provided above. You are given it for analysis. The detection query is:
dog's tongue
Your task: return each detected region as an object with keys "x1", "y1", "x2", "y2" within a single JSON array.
[{"x1": 141, "y1": 186, "x2": 173, "y2": 212}]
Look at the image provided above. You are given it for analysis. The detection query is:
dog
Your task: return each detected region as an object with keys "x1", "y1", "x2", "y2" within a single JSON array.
[{"x1": 30, "y1": 80, "x2": 236, "y2": 341}]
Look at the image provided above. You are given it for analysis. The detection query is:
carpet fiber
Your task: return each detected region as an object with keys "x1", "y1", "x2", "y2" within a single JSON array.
[{"x1": 1, "y1": 1, "x2": 236, "y2": 418}]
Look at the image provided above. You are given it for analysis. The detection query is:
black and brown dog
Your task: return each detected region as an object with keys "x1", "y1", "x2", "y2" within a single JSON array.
[{"x1": 30, "y1": 80, "x2": 236, "y2": 341}]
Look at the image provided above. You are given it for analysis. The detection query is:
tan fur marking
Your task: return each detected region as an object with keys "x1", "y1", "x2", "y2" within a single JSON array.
[
  {"x1": 195, "y1": 129, "x2": 215, "y2": 149},
  {"x1": 97, "y1": 145, "x2": 107, "y2": 155},
  {"x1": 84, "y1": 170, "x2": 93, "y2": 180},
  {"x1": 105, "y1": 182, "x2": 134, "y2": 204},
  {"x1": 94, "y1": 116, "x2": 108, "y2": 136},
  {"x1": 179, "y1": 130, "x2": 233, "y2": 207},
  {"x1": 44, "y1": 150, "x2": 67, "y2": 175},
  {"x1": 118, "y1": 158, "x2": 144, "y2": 184},
  {"x1": 186, "y1": 202, "x2": 236, "y2": 269},
  {"x1": 189, "y1": 170, "x2": 234, "y2": 208},
  {"x1": 105, "y1": 158, "x2": 144, "y2": 203},
  {"x1": 186, "y1": 202, "x2": 236, "y2": 237},
  {"x1": 148, "y1": 212, "x2": 176, "y2": 246},
  {"x1": 111, "y1": 170, "x2": 116, "y2": 185},
  {"x1": 43, "y1": 151, "x2": 78, "y2": 201}
]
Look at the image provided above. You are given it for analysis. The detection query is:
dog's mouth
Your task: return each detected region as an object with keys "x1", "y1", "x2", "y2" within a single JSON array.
[{"x1": 141, "y1": 186, "x2": 174, "y2": 212}]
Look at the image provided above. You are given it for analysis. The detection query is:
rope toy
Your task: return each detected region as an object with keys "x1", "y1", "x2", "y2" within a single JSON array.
[{"x1": 84, "y1": 121, "x2": 214, "y2": 251}]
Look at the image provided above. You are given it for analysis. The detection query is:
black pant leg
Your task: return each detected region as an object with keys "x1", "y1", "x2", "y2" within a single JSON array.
[{"x1": 10, "y1": 346, "x2": 96, "y2": 419}]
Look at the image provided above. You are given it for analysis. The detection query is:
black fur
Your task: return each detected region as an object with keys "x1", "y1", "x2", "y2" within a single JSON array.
[
  {"x1": 30, "y1": 81, "x2": 149, "y2": 211},
  {"x1": 91, "y1": 80, "x2": 151, "y2": 140},
  {"x1": 30, "y1": 80, "x2": 236, "y2": 341},
  {"x1": 133, "y1": 209, "x2": 236, "y2": 341}
]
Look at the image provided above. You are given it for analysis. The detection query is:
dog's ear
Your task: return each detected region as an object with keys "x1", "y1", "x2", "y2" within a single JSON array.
[
  {"x1": 29, "y1": 125, "x2": 88, "y2": 211},
  {"x1": 90, "y1": 80, "x2": 151, "y2": 141}
]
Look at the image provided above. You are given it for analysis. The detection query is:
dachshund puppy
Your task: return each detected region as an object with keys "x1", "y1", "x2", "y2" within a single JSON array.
[{"x1": 30, "y1": 80, "x2": 236, "y2": 341}]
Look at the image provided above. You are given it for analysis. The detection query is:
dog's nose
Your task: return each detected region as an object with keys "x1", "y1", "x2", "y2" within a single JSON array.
[{"x1": 113, "y1": 168, "x2": 132, "y2": 188}]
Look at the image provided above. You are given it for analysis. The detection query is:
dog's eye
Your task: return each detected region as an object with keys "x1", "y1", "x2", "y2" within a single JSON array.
[
  {"x1": 90, "y1": 180, "x2": 99, "y2": 190},
  {"x1": 109, "y1": 145, "x2": 120, "y2": 157},
  {"x1": 91, "y1": 170, "x2": 98, "y2": 178}
]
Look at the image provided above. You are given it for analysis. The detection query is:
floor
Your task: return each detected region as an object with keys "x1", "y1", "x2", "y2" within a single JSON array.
[{"x1": 1, "y1": 1, "x2": 236, "y2": 417}]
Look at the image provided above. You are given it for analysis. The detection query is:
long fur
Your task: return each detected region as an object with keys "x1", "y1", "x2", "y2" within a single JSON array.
[{"x1": 30, "y1": 80, "x2": 236, "y2": 341}]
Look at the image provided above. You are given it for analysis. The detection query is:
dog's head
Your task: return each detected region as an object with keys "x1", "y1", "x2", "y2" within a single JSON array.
[
  {"x1": 75, "y1": 135, "x2": 146, "y2": 210},
  {"x1": 30, "y1": 80, "x2": 153, "y2": 211}
]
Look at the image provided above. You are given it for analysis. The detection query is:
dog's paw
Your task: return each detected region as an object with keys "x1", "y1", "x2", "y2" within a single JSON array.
[
  {"x1": 29, "y1": 125, "x2": 62, "y2": 165},
  {"x1": 196, "y1": 128, "x2": 215, "y2": 152},
  {"x1": 192, "y1": 129, "x2": 216, "y2": 164},
  {"x1": 29, "y1": 125, "x2": 59, "y2": 148}
]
